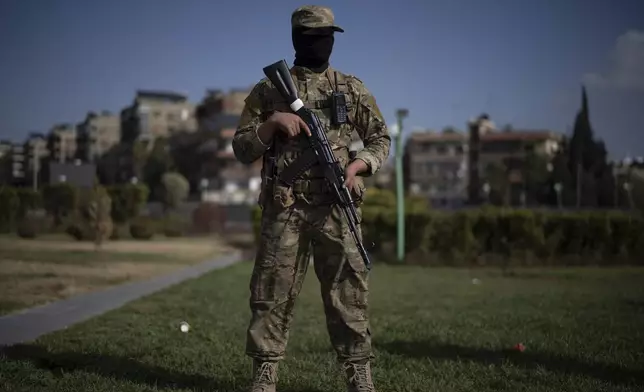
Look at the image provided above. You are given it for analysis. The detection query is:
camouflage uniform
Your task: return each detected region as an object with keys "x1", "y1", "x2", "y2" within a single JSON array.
[{"x1": 232, "y1": 6, "x2": 390, "y2": 392}]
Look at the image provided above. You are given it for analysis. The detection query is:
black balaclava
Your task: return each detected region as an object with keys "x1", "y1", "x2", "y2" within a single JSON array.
[{"x1": 292, "y1": 27, "x2": 334, "y2": 72}]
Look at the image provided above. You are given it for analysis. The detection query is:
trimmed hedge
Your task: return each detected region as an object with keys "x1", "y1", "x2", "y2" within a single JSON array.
[
  {"x1": 251, "y1": 195, "x2": 644, "y2": 266},
  {"x1": 106, "y1": 183, "x2": 149, "y2": 223},
  {"x1": 129, "y1": 216, "x2": 156, "y2": 240},
  {"x1": 0, "y1": 184, "x2": 153, "y2": 239},
  {"x1": 0, "y1": 187, "x2": 20, "y2": 232}
]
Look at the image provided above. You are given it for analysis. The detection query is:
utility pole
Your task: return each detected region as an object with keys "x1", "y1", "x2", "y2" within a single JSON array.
[{"x1": 394, "y1": 109, "x2": 408, "y2": 263}]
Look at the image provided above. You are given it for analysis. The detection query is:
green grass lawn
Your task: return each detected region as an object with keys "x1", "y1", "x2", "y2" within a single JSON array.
[{"x1": 1, "y1": 263, "x2": 643, "y2": 392}]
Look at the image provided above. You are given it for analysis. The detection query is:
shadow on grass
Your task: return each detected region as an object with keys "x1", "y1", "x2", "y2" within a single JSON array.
[
  {"x1": 1, "y1": 344, "x2": 325, "y2": 392},
  {"x1": 378, "y1": 339, "x2": 644, "y2": 387}
]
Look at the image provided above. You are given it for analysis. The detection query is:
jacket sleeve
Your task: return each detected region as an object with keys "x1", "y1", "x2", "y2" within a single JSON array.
[
  {"x1": 232, "y1": 82, "x2": 270, "y2": 164},
  {"x1": 348, "y1": 77, "x2": 391, "y2": 176}
]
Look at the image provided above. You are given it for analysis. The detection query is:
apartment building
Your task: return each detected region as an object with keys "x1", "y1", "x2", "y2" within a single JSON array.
[
  {"x1": 196, "y1": 88, "x2": 250, "y2": 132},
  {"x1": 201, "y1": 122, "x2": 263, "y2": 204},
  {"x1": 404, "y1": 115, "x2": 562, "y2": 207},
  {"x1": 48, "y1": 124, "x2": 77, "y2": 163},
  {"x1": 1, "y1": 133, "x2": 49, "y2": 186},
  {"x1": 120, "y1": 90, "x2": 197, "y2": 143},
  {"x1": 0, "y1": 140, "x2": 10, "y2": 158},
  {"x1": 76, "y1": 111, "x2": 120, "y2": 162},
  {"x1": 403, "y1": 130, "x2": 469, "y2": 207},
  {"x1": 8, "y1": 143, "x2": 26, "y2": 186},
  {"x1": 193, "y1": 88, "x2": 263, "y2": 203},
  {"x1": 467, "y1": 114, "x2": 562, "y2": 205}
]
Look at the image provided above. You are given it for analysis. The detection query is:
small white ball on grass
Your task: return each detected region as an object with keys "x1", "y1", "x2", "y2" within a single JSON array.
[{"x1": 180, "y1": 321, "x2": 190, "y2": 333}]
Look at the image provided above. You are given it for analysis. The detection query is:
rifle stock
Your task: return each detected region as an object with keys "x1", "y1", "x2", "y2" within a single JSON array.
[{"x1": 262, "y1": 59, "x2": 372, "y2": 270}]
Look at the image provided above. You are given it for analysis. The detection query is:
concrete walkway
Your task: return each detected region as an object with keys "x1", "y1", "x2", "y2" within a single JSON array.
[{"x1": 0, "y1": 251, "x2": 242, "y2": 347}]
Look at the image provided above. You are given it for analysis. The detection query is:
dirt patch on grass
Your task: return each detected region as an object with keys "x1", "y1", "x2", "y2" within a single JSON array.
[
  {"x1": 0, "y1": 236, "x2": 232, "y2": 258},
  {"x1": 0, "y1": 236, "x2": 237, "y2": 316},
  {"x1": 0, "y1": 259, "x2": 184, "y2": 314}
]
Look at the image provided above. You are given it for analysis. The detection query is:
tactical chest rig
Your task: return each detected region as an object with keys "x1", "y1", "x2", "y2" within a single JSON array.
[{"x1": 259, "y1": 67, "x2": 356, "y2": 208}]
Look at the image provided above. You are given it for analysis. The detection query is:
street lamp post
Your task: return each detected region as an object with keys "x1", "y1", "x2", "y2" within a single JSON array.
[
  {"x1": 623, "y1": 182, "x2": 633, "y2": 210},
  {"x1": 200, "y1": 178, "x2": 209, "y2": 202},
  {"x1": 482, "y1": 182, "x2": 491, "y2": 204},
  {"x1": 32, "y1": 142, "x2": 40, "y2": 192},
  {"x1": 395, "y1": 109, "x2": 408, "y2": 263},
  {"x1": 554, "y1": 182, "x2": 563, "y2": 209}
]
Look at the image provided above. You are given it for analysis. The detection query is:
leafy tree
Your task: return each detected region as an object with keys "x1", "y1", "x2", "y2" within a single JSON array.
[
  {"x1": 161, "y1": 172, "x2": 189, "y2": 213},
  {"x1": 523, "y1": 151, "x2": 551, "y2": 205},
  {"x1": 541, "y1": 137, "x2": 574, "y2": 207},
  {"x1": 169, "y1": 130, "x2": 218, "y2": 194},
  {"x1": 86, "y1": 186, "x2": 113, "y2": 250},
  {"x1": 483, "y1": 161, "x2": 509, "y2": 206},
  {"x1": 107, "y1": 183, "x2": 149, "y2": 223},
  {"x1": 632, "y1": 170, "x2": 644, "y2": 214},
  {"x1": 0, "y1": 186, "x2": 19, "y2": 232},
  {"x1": 16, "y1": 188, "x2": 43, "y2": 218},
  {"x1": 42, "y1": 183, "x2": 78, "y2": 226},
  {"x1": 143, "y1": 138, "x2": 174, "y2": 200},
  {"x1": 567, "y1": 86, "x2": 615, "y2": 207}
]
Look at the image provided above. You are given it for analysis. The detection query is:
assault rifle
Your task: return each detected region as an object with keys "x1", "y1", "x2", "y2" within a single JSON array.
[{"x1": 262, "y1": 59, "x2": 372, "y2": 270}]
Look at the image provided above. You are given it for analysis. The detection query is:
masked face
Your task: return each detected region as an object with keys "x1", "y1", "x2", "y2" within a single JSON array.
[{"x1": 292, "y1": 27, "x2": 335, "y2": 70}]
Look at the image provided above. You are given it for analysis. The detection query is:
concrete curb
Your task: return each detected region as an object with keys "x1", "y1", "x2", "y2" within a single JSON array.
[{"x1": 0, "y1": 251, "x2": 242, "y2": 347}]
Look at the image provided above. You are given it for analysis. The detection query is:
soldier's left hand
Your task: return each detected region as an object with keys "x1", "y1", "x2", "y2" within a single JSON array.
[{"x1": 344, "y1": 159, "x2": 368, "y2": 193}]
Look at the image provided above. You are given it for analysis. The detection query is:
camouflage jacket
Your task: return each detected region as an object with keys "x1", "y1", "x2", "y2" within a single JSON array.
[{"x1": 232, "y1": 65, "x2": 391, "y2": 208}]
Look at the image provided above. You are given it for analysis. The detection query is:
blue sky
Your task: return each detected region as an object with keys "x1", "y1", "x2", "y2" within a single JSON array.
[{"x1": 1, "y1": 0, "x2": 643, "y2": 160}]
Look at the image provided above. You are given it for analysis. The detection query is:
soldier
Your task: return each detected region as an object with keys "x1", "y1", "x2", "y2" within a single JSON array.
[{"x1": 232, "y1": 5, "x2": 391, "y2": 392}]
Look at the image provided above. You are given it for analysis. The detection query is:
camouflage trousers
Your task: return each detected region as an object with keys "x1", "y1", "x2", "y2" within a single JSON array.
[{"x1": 246, "y1": 201, "x2": 373, "y2": 364}]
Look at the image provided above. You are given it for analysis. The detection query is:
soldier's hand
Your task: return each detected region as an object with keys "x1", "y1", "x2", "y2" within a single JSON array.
[
  {"x1": 344, "y1": 159, "x2": 368, "y2": 195},
  {"x1": 268, "y1": 112, "x2": 312, "y2": 138}
]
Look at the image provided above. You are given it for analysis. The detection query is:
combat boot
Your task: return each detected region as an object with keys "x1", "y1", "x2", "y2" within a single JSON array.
[
  {"x1": 250, "y1": 360, "x2": 279, "y2": 392},
  {"x1": 342, "y1": 360, "x2": 376, "y2": 392}
]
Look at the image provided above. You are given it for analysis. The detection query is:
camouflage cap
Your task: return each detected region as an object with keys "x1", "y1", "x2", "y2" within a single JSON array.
[{"x1": 291, "y1": 5, "x2": 344, "y2": 33}]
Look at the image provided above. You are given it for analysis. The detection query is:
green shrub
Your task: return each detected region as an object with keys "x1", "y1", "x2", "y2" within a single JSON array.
[
  {"x1": 107, "y1": 184, "x2": 149, "y2": 223},
  {"x1": 161, "y1": 214, "x2": 187, "y2": 237},
  {"x1": 85, "y1": 186, "x2": 114, "y2": 249},
  {"x1": 250, "y1": 202, "x2": 643, "y2": 265},
  {"x1": 65, "y1": 220, "x2": 86, "y2": 241},
  {"x1": 16, "y1": 218, "x2": 38, "y2": 239},
  {"x1": 250, "y1": 205, "x2": 262, "y2": 243},
  {"x1": 130, "y1": 217, "x2": 156, "y2": 240},
  {"x1": 0, "y1": 187, "x2": 20, "y2": 233},
  {"x1": 42, "y1": 183, "x2": 79, "y2": 227},
  {"x1": 15, "y1": 188, "x2": 43, "y2": 218}
]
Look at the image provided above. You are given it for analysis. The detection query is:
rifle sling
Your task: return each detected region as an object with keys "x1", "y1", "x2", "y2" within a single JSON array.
[{"x1": 278, "y1": 149, "x2": 319, "y2": 186}]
